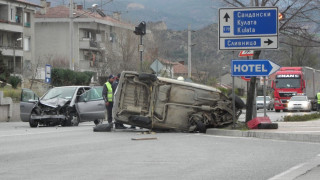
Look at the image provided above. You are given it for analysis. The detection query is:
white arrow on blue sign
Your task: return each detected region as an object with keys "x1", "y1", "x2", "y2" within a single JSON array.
[{"x1": 231, "y1": 60, "x2": 280, "y2": 76}]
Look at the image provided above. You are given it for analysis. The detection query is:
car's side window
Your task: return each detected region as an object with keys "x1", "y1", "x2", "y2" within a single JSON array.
[
  {"x1": 88, "y1": 87, "x2": 103, "y2": 101},
  {"x1": 21, "y1": 89, "x2": 38, "y2": 102}
]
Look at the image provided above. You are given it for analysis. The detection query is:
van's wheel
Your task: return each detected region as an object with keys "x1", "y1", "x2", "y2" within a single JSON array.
[
  {"x1": 275, "y1": 109, "x2": 280, "y2": 112},
  {"x1": 195, "y1": 121, "x2": 206, "y2": 133},
  {"x1": 189, "y1": 113, "x2": 206, "y2": 133},
  {"x1": 138, "y1": 73, "x2": 157, "y2": 82},
  {"x1": 228, "y1": 95, "x2": 245, "y2": 109},
  {"x1": 29, "y1": 112, "x2": 38, "y2": 128}
]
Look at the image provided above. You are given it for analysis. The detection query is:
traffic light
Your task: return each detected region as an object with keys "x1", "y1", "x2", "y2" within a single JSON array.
[{"x1": 134, "y1": 21, "x2": 146, "y2": 35}]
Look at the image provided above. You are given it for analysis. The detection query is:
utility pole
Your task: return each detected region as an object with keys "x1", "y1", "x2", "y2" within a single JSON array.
[
  {"x1": 69, "y1": 0, "x2": 74, "y2": 70},
  {"x1": 245, "y1": 0, "x2": 261, "y2": 122},
  {"x1": 187, "y1": 24, "x2": 191, "y2": 79},
  {"x1": 13, "y1": 43, "x2": 16, "y2": 76}
]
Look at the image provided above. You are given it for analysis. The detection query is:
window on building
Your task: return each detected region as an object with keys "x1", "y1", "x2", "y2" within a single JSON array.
[
  {"x1": 84, "y1": 31, "x2": 92, "y2": 39},
  {"x1": 24, "y1": 37, "x2": 30, "y2": 51}
]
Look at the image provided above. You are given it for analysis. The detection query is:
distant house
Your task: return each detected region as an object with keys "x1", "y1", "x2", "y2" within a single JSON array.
[
  {"x1": 155, "y1": 58, "x2": 198, "y2": 79},
  {"x1": 220, "y1": 73, "x2": 248, "y2": 95}
]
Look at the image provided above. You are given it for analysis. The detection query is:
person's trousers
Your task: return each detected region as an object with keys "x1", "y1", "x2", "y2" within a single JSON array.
[
  {"x1": 106, "y1": 102, "x2": 113, "y2": 123},
  {"x1": 318, "y1": 104, "x2": 320, "y2": 111}
]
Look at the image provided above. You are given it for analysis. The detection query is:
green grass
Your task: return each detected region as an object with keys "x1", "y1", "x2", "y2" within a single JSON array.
[
  {"x1": 283, "y1": 113, "x2": 320, "y2": 122},
  {"x1": 0, "y1": 85, "x2": 21, "y2": 102}
]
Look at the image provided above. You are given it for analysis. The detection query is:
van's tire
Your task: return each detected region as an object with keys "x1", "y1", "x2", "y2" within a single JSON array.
[
  {"x1": 195, "y1": 121, "x2": 206, "y2": 133},
  {"x1": 29, "y1": 111, "x2": 39, "y2": 128},
  {"x1": 129, "y1": 115, "x2": 151, "y2": 126},
  {"x1": 228, "y1": 95, "x2": 245, "y2": 109},
  {"x1": 138, "y1": 73, "x2": 157, "y2": 82},
  {"x1": 258, "y1": 123, "x2": 278, "y2": 129}
]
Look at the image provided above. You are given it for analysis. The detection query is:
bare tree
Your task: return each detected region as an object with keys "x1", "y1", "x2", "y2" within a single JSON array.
[{"x1": 103, "y1": 28, "x2": 140, "y2": 75}]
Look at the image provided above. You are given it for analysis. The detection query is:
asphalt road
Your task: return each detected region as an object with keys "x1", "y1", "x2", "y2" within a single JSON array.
[{"x1": 1, "y1": 122, "x2": 320, "y2": 180}]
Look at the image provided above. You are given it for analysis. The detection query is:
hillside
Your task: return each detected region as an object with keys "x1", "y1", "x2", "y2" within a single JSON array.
[{"x1": 28, "y1": 0, "x2": 219, "y2": 30}]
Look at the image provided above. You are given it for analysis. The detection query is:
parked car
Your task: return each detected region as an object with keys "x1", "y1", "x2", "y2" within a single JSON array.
[
  {"x1": 20, "y1": 86, "x2": 105, "y2": 127},
  {"x1": 287, "y1": 95, "x2": 311, "y2": 112},
  {"x1": 113, "y1": 71, "x2": 245, "y2": 133},
  {"x1": 256, "y1": 96, "x2": 274, "y2": 110}
]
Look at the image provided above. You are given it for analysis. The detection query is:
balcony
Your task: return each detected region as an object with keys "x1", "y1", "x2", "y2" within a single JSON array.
[{"x1": 79, "y1": 39, "x2": 100, "y2": 50}]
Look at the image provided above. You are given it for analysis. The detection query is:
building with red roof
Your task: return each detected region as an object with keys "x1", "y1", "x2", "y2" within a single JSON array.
[{"x1": 34, "y1": 0, "x2": 136, "y2": 80}]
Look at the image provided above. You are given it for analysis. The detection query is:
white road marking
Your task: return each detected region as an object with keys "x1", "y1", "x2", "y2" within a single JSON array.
[{"x1": 268, "y1": 163, "x2": 306, "y2": 180}]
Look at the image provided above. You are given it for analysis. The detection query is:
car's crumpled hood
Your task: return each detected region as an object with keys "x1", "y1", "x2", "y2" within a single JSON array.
[{"x1": 39, "y1": 98, "x2": 69, "y2": 108}]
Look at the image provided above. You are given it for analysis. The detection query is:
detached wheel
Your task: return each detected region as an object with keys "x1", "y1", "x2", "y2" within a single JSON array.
[
  {"x1": 138, "y1": 73, "x2": 157, "y2": 82},
  {"x1": 29, "y1": 112, "x2": 38, "y2": 128},
  {"x1": 94, "y1": 119, "x2": 102, "y2": 126},
  {"x1": 228, "y1": 95, "x2": 245, "y2": 109},
  {"x1": 258, "y1": 123, "x2": 278, "y2": 129}
]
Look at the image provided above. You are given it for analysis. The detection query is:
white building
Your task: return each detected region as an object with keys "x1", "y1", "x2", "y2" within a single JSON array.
[
  {"x1": 0, "y1": 0, "x2": 41, "y2": 77},
  {"x1": 34, "y1": 0, "x2": 135, "y2": 81}
]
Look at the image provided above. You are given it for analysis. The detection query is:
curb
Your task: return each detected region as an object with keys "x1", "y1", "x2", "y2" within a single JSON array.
[{"x1": 206, "y1": 129, "x2": 320, "y2": 143}]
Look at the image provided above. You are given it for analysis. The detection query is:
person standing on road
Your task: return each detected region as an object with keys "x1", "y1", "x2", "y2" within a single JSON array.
[
  {"x1": 102, "y1": 75, "x2": 115, "y2": 124},
  {"x1": 317, "y1": 91, "x2": 320, "y2": 111},
  {"x1": 112, "y1": 73, "x2": 126, "y2": 129}
]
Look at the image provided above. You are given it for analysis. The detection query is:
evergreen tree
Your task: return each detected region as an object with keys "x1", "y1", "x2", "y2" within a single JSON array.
[{"x1": 0, "y1": 51, "x2": 9, "y2": 86}]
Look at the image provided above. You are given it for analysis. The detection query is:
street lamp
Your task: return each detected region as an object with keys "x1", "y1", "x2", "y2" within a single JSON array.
[{"x1": 13, "y1": 37, "x2": 22, "y2": 76}]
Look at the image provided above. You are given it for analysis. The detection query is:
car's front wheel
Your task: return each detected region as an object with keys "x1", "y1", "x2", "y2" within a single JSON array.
[
  {"x1": 29, "y1": 112, "x2": 38, "y2": 128},
  {"x1": 71, "y1": 115, "x2": 80, "y2": 126}
]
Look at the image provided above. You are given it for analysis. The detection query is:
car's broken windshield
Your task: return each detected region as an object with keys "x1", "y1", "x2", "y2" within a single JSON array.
[{"x1": 42, "y1": 87, "x2": 77, "y2": 100}]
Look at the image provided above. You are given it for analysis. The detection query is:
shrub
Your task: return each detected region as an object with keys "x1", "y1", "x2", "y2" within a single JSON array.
[
  {"x1": 8, "y1": 76, "x2": 21, "y2": 89},
  {"x1": 0, "y1": 86, "x2": 21, "y2": 102},
  {"x1": 283, "y1": 113, "x2": 320, "y2": 122},
  {"x1": 51, "y1": 68, "x2": 94, "y2": 86},
  {"x1": 218, "y1": 87, "x2": 228, "y2": 95}
]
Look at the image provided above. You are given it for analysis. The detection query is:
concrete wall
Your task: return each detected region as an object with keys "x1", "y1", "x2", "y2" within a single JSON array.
[
  {"x1": 35, "y1": 22, "x2": 69, "y2": 67},
  {"x1": 0, "y1": 91, "x2": 12, "y2": 122}
]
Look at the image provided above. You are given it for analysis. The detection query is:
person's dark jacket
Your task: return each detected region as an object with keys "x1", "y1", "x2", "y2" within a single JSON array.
[{"x1": 112, "y1": 79, "x2": 119, "y2": 94}]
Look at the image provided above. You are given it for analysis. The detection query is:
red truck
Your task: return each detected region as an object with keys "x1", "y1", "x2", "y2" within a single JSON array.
[{"x1": 272, "y1": 67, "x2": 320, "y2": 112}]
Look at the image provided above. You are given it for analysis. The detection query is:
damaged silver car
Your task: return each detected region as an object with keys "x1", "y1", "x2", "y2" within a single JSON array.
[
  {"x1": 20, "y1": 86, "x2": 105, "y2": 127},
  {"x1": 113, "y1": 71, "x2": 244, "y2": 133}
]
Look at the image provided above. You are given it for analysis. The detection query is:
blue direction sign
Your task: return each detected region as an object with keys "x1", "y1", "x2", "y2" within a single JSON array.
[
  {"x1": 219, "y1": 7, "x2": 278, "y2": 50},
  {"x1": 45, "y1": 64, "x2": 52, "y2": 84},
  {"x1": 231, "y1": 60, "x2": 280, "y2": 76}
]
